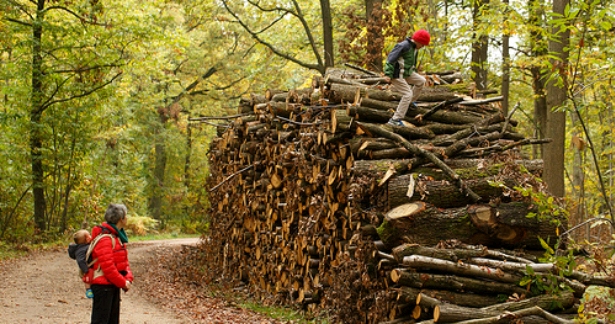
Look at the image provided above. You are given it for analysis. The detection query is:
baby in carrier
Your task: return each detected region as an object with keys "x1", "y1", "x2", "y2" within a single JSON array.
[{"x1": 67, "y1": 229, "x2": 94, "y2": 298}]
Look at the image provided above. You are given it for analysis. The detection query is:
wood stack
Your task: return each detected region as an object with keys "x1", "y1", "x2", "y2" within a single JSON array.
[{"x1": 198, "y1": 67, "x2": 615, "y2": 323}]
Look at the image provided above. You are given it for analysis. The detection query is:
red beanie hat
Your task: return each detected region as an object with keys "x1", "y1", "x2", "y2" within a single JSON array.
[{"x1": 412, "y1": 29, "x2": 431, "y2": 46}]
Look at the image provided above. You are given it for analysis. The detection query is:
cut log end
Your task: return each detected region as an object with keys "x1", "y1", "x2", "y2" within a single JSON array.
[
  {"x1": 386, "y1": 202, "x2": 427, "y2": 220},
  {"x1": 390, "y1": 269, "x2": 401, "y2": 283}
]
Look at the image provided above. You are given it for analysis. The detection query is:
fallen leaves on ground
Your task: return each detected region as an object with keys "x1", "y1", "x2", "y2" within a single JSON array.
[{"x1": 138, "y1": 244, "x2": 296, "y2": 324}]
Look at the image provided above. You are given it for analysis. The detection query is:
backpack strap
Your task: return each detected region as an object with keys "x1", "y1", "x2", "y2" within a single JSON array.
[{"x1": 86, "y1": 233, "x2": 116, "y2": 268}]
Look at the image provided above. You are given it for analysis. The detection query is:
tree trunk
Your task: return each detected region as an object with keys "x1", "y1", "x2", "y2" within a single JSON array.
[
  {"x1": 501, "y1": 0, "x2": 511, "y2": 115},
  {"x1": 543, "y1": 0, "x2": 570, "y2": 197},
  {"x1": 185, "y1": 122, "x2": 192, "y2": 189},
  {"x1": 528, "y1": 0, "x2": 548, "y2": 160},
  {"x1": 471, "y1": 0, "x2": 489, "y2": 91},
  {"x1": 149, "y1": 112, "x2": 168, "y2": 224},
  {"x1": 320, "y1": 0, "x2": 334, "y2": 69},
  {"x1": 31, "y1": 0, "x2": 47, "y2": 232}
]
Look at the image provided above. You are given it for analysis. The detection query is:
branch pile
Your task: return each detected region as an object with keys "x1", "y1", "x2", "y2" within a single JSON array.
[{"x1": 196, "y1": 67, "x2": 614, "y2": 323}]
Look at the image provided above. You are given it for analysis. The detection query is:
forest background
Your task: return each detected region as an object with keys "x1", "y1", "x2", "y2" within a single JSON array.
[{"x1": 0, "y1": 0, "x2": 613, "y2": 251}]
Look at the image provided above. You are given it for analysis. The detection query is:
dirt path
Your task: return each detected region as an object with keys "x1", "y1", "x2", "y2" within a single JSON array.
[{"x1": 0, "y1": 238, "x2": 280, "y2": 324}]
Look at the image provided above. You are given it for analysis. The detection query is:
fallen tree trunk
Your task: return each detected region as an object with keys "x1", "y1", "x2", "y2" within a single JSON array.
[
  {"x1": 390, "y1": 268, "x2": 529, "y2": 296},
  {"x1": 415, "y1": 291, "x2": 575, "y2": 323},
  {"x1": 388, "y1": 175, "x2": 504, "y2": 208},
  {"x1": 396, "y1": 286, "x2": 501, "y2": 308},
  {"x1": 450, "y1": 306, "x2": 576, "y2": 324},
  {"x1": 402, "y1": 255, "x2": 522, "y2": 283},
  {"x1": 391, "y1": 244, "x2": 535, "y2": 264},
  {"x1": 378, "y1": 202, "x2": 558, "y2": 249}
]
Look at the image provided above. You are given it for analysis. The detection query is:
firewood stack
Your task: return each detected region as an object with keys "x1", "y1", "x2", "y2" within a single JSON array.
[{"x1": 198, "y1": 67, "x2": 615, "y2": 323}]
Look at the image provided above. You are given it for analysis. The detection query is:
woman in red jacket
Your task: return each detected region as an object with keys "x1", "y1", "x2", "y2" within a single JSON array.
[{"x1": 89, "y1": 203, "x2": 133, "y2": 324}]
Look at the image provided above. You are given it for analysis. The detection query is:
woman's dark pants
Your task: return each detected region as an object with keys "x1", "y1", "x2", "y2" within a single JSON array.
[{"x1": 91, "y1": 284, "x2": 121, "y2": 324}]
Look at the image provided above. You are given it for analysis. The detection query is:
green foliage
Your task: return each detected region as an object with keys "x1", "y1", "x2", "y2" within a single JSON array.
[
  {"x1": 515, "y1": 184, "x2": 569, "y2": 227},
  {"x1": 518, "y1": 238, "x2": 576, "y2": 296}
]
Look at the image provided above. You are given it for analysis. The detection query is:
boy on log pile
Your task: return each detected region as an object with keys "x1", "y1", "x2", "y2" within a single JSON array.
[{"x1": 384, "y1": 29, "x2": 431, "y2": 127}]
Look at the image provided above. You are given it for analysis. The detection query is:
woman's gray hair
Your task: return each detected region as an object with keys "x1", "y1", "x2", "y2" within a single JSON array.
[{"x1": 105, "y1": 203, "x2": 128, "y2": 224}]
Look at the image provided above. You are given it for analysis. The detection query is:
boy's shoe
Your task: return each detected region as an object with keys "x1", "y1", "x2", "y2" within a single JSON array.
[
  {"x1": 86, "y1": 288, "x2": 94, "y2": 299},
  {"x1": 387, "y1": 119, "x2": 404, "y2": 127}
]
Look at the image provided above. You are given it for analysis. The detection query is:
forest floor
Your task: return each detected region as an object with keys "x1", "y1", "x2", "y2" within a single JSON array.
[{"x1": 0, "y1": 238, "x2": 293, "y2": 323}]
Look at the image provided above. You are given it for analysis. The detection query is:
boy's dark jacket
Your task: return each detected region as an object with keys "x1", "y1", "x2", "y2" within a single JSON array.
[
  {"x1": 384, "y1": 38, "x2": 418, "y2": 79},
  {"x1": 68, "y1": 243, "x2": 90, "y2": 273}
]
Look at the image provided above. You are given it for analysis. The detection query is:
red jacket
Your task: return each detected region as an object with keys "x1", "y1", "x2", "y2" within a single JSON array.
[{"x1": 89, "y1": 222, "x2": 133, "y2": 288}]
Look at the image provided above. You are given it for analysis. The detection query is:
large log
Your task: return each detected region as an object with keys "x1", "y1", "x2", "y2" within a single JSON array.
[
  {"x1": 353, "y1": 158, "x2": 543, "y2": 178},
  {"x1": 388, "y1": 175, "x2": 504, "y2": 208},
  {"x1": 391, "y1": 244, "x2": 535, "y2": 264},
  {"x1": 330, "y1": 83, "x2": 403, "y2": 102},
  {"x1": 389, "y1": 269, "x2": 529, "y2": 296},
  {"x1": 396, "y1": 286, "x2": 501, "y2": 308},
  {"x1": 450, "y1": 307, "x2": 576, "y2": 324},
  {"x1": 424, "y1": 291, "x2": 575, "y2": 323},
  {"x1": 402, "y1": 255, "x2": 522, "y2": 283},
  {"x1": 378, "y1": 202, "x2": 559, "y2": 250}
]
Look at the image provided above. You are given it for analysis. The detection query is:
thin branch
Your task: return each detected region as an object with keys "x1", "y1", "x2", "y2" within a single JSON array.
[
  {"x1": 501, "y1": 101, "x2": 520, "y2": 135},
  {"x1": 43, "y1": 5, "x2": 108, "y2": 26},
  {"x1": 50, "y1": 63, "x2": 123, "y2": 75},
  {"x1": 5, "y1": 17, "x2": 32, "y2": 27},
  {"x1": 274, "y1": 116, "x2": 323, "y2": 126},
  {"x1": 170, "y1": 67, "x2": 218, "y2": 103},
  {"x1": 343, "y1": 63, "x2": 378, "y2": 76},
  {"x1": 191, "y1": 121, "x2": 230, "y2": 128},
  {"x1": 290, "y1": 0, "x2": 324, "y2": 69},
  {"x1": 220, "y1": 0, "x2": 322, "y2": 72},
  {"x1": 40, "y1": 72, "x2": 123, "y2": 111},
  {"x1": 189, "y1": 114, "x2": 251, "y2": 121},
  {"x1": 560, "y1": 217, "x2": 615, "y2": 238},
  {"x1": 209, "y1": 165, "x2": 254, "y2": 192},
  {"x1": 4, "y1": 0, "x2": 34, "y2": 20}
]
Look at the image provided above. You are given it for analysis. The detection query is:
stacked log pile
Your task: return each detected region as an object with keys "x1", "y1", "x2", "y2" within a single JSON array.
[{"x1": 198, "y1": 67, "x2": 615, "y2": 323}]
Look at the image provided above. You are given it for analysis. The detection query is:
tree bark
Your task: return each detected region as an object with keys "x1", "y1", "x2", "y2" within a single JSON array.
[
  {"x1": 378, "y1": 202, "x2": 558, "y2": 249},
  {"x1": 396, "y1": 287, "x2": 501, "y2": 308},
  {"x1": 391, "y1": 243, "x2": 535, "y2": 264},
  {"x1": 320, "y1": 0, "x2": 334, "y2": 69},
  {"x1": 471, "y1": 0, "x2": 489, "y2": 91},
  {"x1": 543, "y1": 0, "x2": 570, "y2": 197},
  {"x1": 390, "y1": 269, "x2": 529, "y2": 296},
  {"x1": 31, "y1": 0, "x2": 47, "y2": 232},
  {"x1": 402, "y1": 255, "x2": 522, "y2": 283},
  {"x1": 501, "y1": 0, "x2": 511, "y2": 115},
  {"x1": 388, "y1": 175, "x2": 505, "y2": 208},
  {"x1": 432, "y1": 292, "x2": 575, "y2": 323}
]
